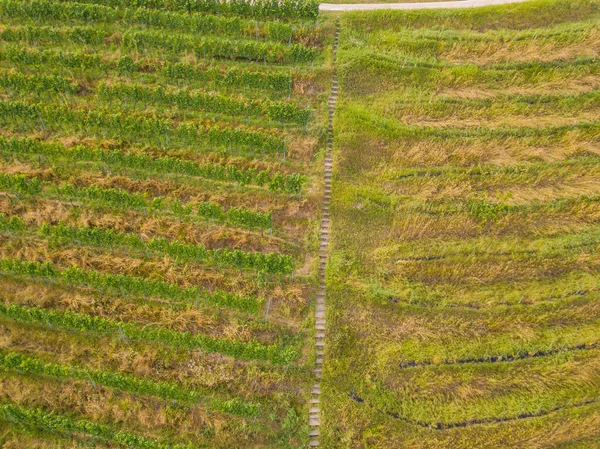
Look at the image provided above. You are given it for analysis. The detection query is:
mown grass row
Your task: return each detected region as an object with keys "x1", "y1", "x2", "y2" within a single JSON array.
[{"x1": 382, "y1": 89, "x2": 600, "y2": 122}]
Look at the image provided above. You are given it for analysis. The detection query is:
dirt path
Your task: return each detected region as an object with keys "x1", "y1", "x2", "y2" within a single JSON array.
[
  {"x1": 320, "y1": 0, "x2": 530, "y2": 11},
  {"x1": 309, "y1": 18, "x2": 340, "y2": 449}
]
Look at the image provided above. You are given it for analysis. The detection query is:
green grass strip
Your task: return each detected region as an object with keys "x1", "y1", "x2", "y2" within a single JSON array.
[{"x1": 0, "y1": 301, "x2": 299, "y2": 364}]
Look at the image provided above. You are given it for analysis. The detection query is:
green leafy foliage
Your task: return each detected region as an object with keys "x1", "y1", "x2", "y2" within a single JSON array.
[
  {"x1": 0, "y1": 25, "x2": 106, "y2": 45},
  {"x1": 0, "y1": 173, "x2": 42, "y2": 195},
  {"x1": 164, "y1": 63, "x2": 293, "y2": 93},
  {"x1": 0, "y1": 71, "x2": 78, "y2": 94}
]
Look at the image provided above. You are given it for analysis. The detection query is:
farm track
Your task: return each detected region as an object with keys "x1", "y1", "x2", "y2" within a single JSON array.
[{"x1": 309, "y1": 19, "x2": 340, "y2": 449}]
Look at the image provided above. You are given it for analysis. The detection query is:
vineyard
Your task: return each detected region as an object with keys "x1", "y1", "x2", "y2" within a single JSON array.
[
  {"x1": 0, "y1": 0, "x2": 331, "y2": 447},
  {"x1": 324, "y1": 0, "x2": 600, "y2": 448}
]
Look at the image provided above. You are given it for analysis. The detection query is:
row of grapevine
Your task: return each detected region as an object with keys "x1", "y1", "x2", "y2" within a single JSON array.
[
  {"x1": 55, "y1": 0, "x2": 320, "y2": 21},
  {"x1": 0, "y1": 0, "x2": 301, "y2": 43},
  {"x1": 164, "y1": 62, "x2": 292, "y2": 93},
  {"x1": 0, "y1": 173, "x2": 275, "y2": 230},
  {"x1": 0, "y1": 349, "x2": 260, "y2": 417},
  {"x1": 0, "y1": 100, "x2": 287, "y2": 154},
  {"x1": 38, "y1": 221, "x2": 295, "y2": 274},
  {"x1": 98, "y1": 81, "x2": 310, "y2": 124},
  {"x1": 0, "y1": 45, "x2": 294, "y2": 95},
  {"x1": 0, "y1": 173, "x2": 43, "y2": 195},
  {"x1": 0, "y1": 302, "x2": 300, "y2": 363},
  {"x1": 0, "y1": 403, "x2": 193, "y2": 449},
  {"x1": 0, "y1": 257, "x2": 264, "y2": 312},
  {"x1": 122, "y1": 29, "x2": 315, "y2": 64},
  {"x1": 0, "y1": 137, "x2": 305, "y2": 194},
  {"x1": 0, "y1": 350, "x2": 199, "y2": 403},
  {"x1": 0, "y1": 24, "x2": 314, "y2": 65},
  {"x1": 0, "y1": 25, "x2": 106, "y2": 45},
  {"x1": 0, "y1": 44, "x2": 102, "y2": 69},
  {"x1": 0, "y1": 71, "x2": 78, "y2": 94}
]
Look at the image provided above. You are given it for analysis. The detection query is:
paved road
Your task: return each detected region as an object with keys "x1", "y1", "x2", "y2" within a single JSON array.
[{"x1": 320, "y1": 0, "x2": 530, "y2": 11}]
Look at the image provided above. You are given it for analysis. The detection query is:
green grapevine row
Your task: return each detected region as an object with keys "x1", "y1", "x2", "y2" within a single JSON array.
[
  {"x1": 0, "y1": 45, "x2": 293, "y2": 94},
  {"x1": 0, "y1": 100, "x2": 287, "y2": 154},
  {"x1": 0, "y1": 302, "x2": 300, "y2": 363},
  {"x1": 0, "y1": 0, "x2": 301, "y2": 44},
  {"x1": 0, "y1": 173, "x2": 43, "y2": 195},
  {"x1": 0, "y1": 257, "x2": 264, "y2": 313},
  {"x1": 55, "y1": 0, "x2": 320, "y2": 21},
  {"x1": 0, "y1": 350, "x2": 198, "y2": 403},
  {"x1": 0, "y1": 137, "x2": 304, "y2": 194},
  {"x1": 0, "y1": 44, "x2": 103, "y2": 69},
  {"x1": 0, "y1": 71, "x2": 78, "y2": 94},
  {"x1": 98, "y1": 81, "x2": 310, "y2": 124},
  {"x1": 0, "y1": 24, "x2": 314, "y2": 65},
  {"x1": 164, "y1": 62, "x2": 292, "y2": 93},
  {"x1": 38, "y1": 221, "x2": 295, "y2": 274},
  {"x1": 0, "y1": 25, "x2": 106, "y2": 45},
  {"x1": 0, "y1": 350, "x2": 260, "y2": 417},
  {"x1": 122, "y1": 29, "x2": 315, "y2": 64},
  {"x1": 0, "y1": 173, "x2": 274, "y2": 231},
  {"x1": 0, "y1": 403, "x2": 193, "y2": 449}
]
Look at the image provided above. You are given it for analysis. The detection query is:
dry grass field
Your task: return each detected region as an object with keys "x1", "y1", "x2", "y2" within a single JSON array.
[{"x1": 322, "y1": 0, "x2": 600, "y2": 447}]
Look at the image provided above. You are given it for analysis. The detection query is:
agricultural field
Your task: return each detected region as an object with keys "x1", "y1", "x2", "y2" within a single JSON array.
[
  {"x1": 0, "y1": 0, "x2": 335, "y2": 447},
  {"x1": 324, "y1": 0, "x2": 600, "y2": 448}
]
